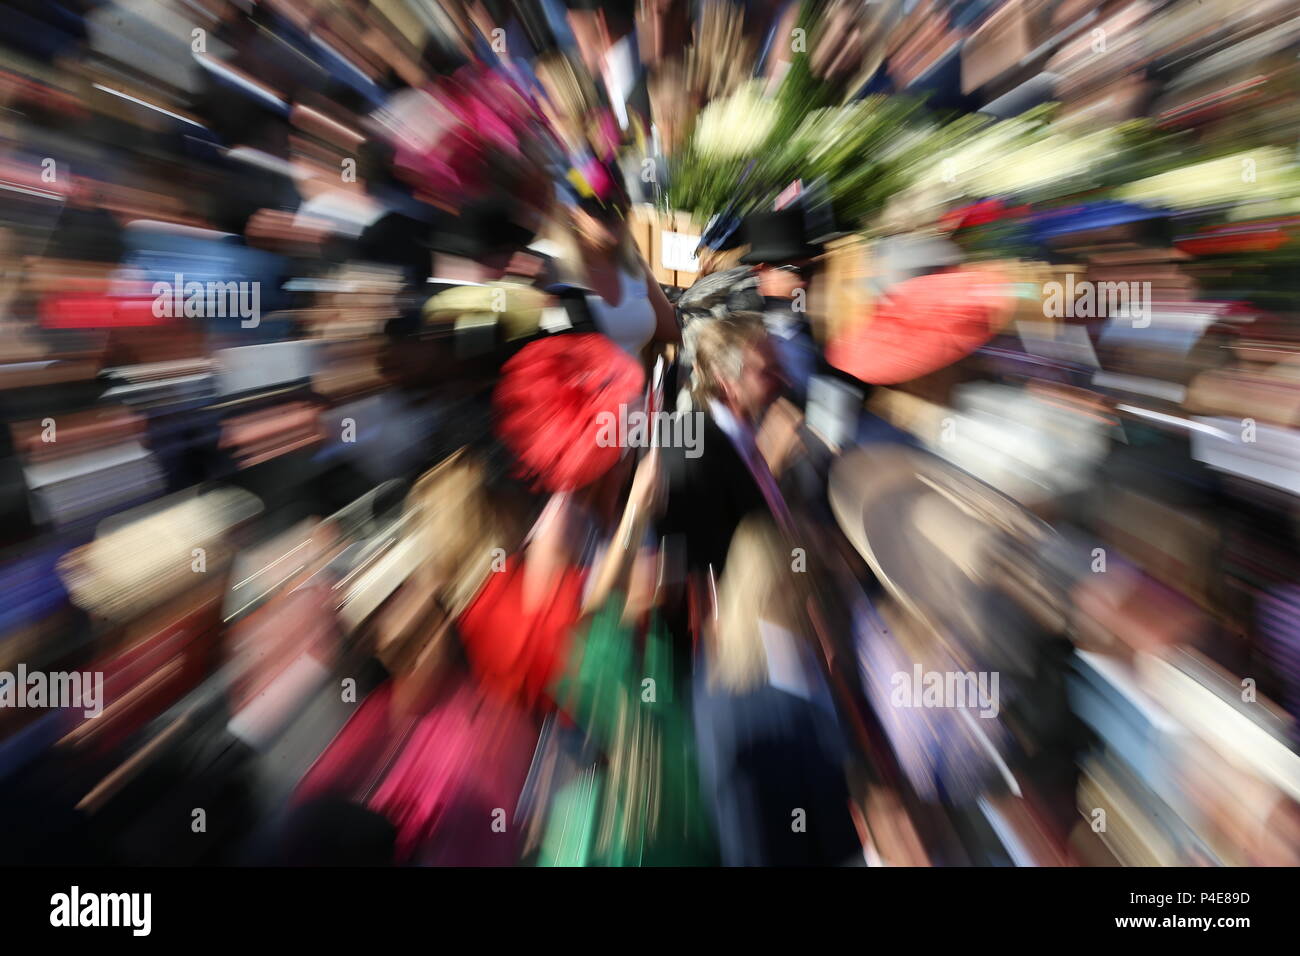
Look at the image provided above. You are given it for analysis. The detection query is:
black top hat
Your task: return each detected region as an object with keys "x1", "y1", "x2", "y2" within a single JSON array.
[
  {"x1": 738, "y1": 209, "x2": 822, "y2": 264},
  {"x1": 356, "y1": 211, "x2": 436, "y2": 286},
  {"x1": 428, "y1": 199, "x2": 536, "y2": 260}
]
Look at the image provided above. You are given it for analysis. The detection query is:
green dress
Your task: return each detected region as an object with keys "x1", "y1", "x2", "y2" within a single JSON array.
[{"x1": 538, "y1": 597, "x2": 716, "y2": 866}]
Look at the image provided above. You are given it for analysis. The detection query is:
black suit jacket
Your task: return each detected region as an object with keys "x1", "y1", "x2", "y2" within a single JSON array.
[{"x1": 659, "y1": 410, "x2": 769, "y2": 576}]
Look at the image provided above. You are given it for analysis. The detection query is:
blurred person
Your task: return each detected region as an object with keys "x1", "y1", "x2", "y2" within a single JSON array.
[
  {"x1": 552, "y1": 185, "x2": 680, "y2": 358},
  {"x1": 289, "y1": 447, "x2": 541, "y2": 865},
  {"x1": 532, "y1": 448, "x2": 717, "y2": 866},
  {"x1": 456, "y1": 334, "x2": 653, "y2": 711},
  {"x1": 420, "y1": 197, "x2": 582, "y2": 359},
  {"x1": 830, "y1": 443, "x2": 1085, "y2": 860},
  {"x1": 1064, "y1": 556, "x2": 1300, "y2": 864},
  {"x1": 27, "y1": 179, "x2": 126, "y2": 300},
  {"x1": 661, "y1": 314, "x2": 787, "y2": 576},
  {"x1": 358, "y1": 314, "x2": 484, "y2": 483},
  {"x1": 564, "y1": 0, "x2": 637, "y2": 78},
  {"x1": 0, "y1": 226, "x2": 44, "y2": 358},
  {"x1": 426, "y1": 197, "x2": 540, "y2": 294},
  {"x1": 684, "y1": 0, "x2": 758, "y2": 102},
  {"x1": 738, "y1": 207, "x2": 824, "y2": 406},
  {"x1": 1258, "y1": 578, "x2": 1300, "y2": 750},
  {"x1": 637, "y1": 0, "x2": 691, "y2": 69},
  {"x1": 346, "y1": 198, "x2": 547, "y2": 484},
  {"x1": 693, "y1": 515, "x2": 860, "y2": 866}
]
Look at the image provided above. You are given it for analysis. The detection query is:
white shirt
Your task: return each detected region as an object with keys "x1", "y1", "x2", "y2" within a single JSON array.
[{"x1": 586, "y1": 267, "x2": 656, "y2": 357}]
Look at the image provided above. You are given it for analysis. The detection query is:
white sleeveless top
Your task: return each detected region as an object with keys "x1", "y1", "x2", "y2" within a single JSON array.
[{"x1": 586, "y1": 267, "x2": 656, "y2": 357}]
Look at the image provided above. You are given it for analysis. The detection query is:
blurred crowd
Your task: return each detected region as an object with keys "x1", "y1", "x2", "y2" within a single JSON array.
[{"x1": 0, "y1": 0, "x2": 1298, "y2": 867}]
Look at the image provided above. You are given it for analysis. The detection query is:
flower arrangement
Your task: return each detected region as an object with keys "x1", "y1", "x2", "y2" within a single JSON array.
[{"x1": 693, "y1": 81, "x2": 780, "y2": 159}]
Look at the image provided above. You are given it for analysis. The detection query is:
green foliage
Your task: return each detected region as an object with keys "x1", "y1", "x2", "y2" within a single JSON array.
[{"x1": 666, "y1": 86, "x2": 961, "y2": 227}]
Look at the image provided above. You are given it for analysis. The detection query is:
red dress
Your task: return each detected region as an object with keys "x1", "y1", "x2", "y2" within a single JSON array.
[{"x1": 456, "y1": 555, "x2": 584, "y2": 711}]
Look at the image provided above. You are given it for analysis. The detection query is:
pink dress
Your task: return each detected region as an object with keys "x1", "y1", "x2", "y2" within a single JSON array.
[
  {"x1": 295, "y1": 680, "x2": 539, "y2": 865},
  {"x1": 369, "y1": 684, "x2": 538, "y2": 865}
]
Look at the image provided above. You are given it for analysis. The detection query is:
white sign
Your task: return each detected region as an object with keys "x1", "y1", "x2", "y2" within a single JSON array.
[{"x1": 661, "y1": 231, "x2": 701, "y2": 273}]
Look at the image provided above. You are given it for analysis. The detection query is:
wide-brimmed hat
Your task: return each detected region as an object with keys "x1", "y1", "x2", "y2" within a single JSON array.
[
  {"x1": 829, "y1": 444, "x2": 1049, "y2": 655},
  {"x1": 738, "y1": 209, "x2": 822, "y2": 264},
  {"x1": 827, "y1": 267, "x2": 1014, "y2": 385},
  {"x1": 422, "y1": 280, "x2": 549, "y2": 346},
  {"x1": 493, "y1": 333, "x2": 644, "y2": 491}
]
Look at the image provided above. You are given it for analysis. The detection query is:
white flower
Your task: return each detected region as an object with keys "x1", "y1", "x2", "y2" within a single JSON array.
[
  {"x1": 694, "y1": 82, "x2": 779, "y2": 159},
  {"x1": 1120, "y1": 147, "x2": 1297, "y2": 208}
]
